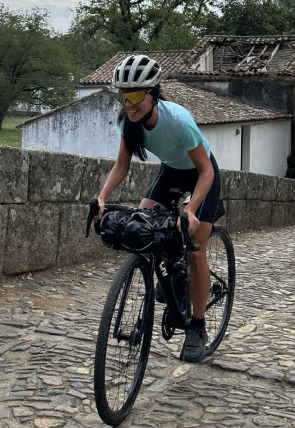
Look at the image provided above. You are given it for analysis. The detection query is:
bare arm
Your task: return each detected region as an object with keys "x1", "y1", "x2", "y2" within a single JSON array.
[
  {"x1": 97, "y1": 136, "x2": 132, "y2": 217},
  {"x1": 182, "y1": 143, "x2": 214, "y2": 234},
  {"x1": 186, "y1": 143, "x2": 214, "y2": 213}
]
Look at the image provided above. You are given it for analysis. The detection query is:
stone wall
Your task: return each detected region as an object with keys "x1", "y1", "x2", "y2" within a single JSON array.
[{"x1": 0, "y1": 147, "x2": 294, "y2": 276}]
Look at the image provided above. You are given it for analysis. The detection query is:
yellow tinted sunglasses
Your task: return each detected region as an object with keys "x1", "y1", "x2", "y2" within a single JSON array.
[{"x1": 117, "y1": 90, "x2": 151, "y2": 105}]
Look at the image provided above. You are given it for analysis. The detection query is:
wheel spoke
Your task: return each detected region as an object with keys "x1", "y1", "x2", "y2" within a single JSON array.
[
  {"x1": 105, "y1": 268, "x2": 145, "y2": 409},
  {"x1": 94, "y1": 255, "x2": 154, "y2": 426}
]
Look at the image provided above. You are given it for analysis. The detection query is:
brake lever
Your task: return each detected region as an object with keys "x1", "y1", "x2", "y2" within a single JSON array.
[
  {"x1": 85, "y1": 199, "x2": 100, "y2": 238},
  {"x1": 179, "y1": 212, "x2": 200, "y2": 252}
]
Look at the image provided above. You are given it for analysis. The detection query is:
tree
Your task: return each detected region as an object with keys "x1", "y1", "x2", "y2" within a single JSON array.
[
  {"x1": 75, "y1": 0, "x2": 219, "y2": 52},
  {"x1": 276, "y1": 0, "x2": 295, "y2": 32},
  {"x1": 215, "y1": 0, "x2": 295, "y2": 35},
  {"x1": 61, "y1": 0, "x2": 220, "y2": 71},
  {"x1": 60, "y1": 18, "x2": 120, "y2": 73},
  {"x1": 145, "y1": 11, "x2": 197, "y2": 51},
  {"x1": 0, "y1": 4, "x2": 79, "y2": 130},
  {"x1": 61, "y1": 0, "x2": 295, "y2": 74}
]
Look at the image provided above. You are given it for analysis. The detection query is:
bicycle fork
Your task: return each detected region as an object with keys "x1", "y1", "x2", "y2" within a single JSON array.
[{"x1": 113, "y1": 257, "x2": 155, "y2": 346}]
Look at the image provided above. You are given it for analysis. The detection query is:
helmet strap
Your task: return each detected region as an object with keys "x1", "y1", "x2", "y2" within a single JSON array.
[{"x1": 140, "y1": 99, "x2": 158, "y2": 124}]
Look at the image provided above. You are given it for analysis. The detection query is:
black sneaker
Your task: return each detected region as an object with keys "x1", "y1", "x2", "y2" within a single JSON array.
[
  {"x1": 155, "y1": 282, "x2": 165, "y2": 303},
  {"x1": 180, "y1": 319, "x2": 208, "y2": 363}
]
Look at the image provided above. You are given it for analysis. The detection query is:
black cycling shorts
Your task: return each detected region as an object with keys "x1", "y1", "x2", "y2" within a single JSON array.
[{"x1": 145, "y1": 153, "x2": 221, "y2": 224}]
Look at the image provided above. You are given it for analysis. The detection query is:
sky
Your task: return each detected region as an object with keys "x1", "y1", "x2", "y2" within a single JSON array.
[{"x1": 2, "y1": 0, "x2": 87, "y2": 33}]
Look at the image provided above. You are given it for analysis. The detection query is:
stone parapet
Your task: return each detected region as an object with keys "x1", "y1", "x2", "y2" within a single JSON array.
[{"x1": 0, "y1": 147, "x2": 294, "y2": 275}]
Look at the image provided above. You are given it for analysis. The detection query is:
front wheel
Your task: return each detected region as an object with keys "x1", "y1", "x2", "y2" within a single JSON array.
[
  {"x1": 94, "y1": 254, "x2": 154, "y2": 427},
  {"x1": 205, "y1": 225, "x2": 235, "y2": 355}
]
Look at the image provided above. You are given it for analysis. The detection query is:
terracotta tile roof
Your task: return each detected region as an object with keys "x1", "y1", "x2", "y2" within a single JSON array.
[
  {"x1": 278, "y1": 55, "x2": 295, "y2": 75},
  {"x1": 80, "y1": 50, "x2": 191, "y2": 85},
  {"x1": 80, "y1": 36, "x2": 295, "y2": 86},
  {"x1": 186, "y1": 35, "x2": 295, "y2": 77},
  {"x1": 161, "y1": 80, "x2": 290, "y2": 125}
]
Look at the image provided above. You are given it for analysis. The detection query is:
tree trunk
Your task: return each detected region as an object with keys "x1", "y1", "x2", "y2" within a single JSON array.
[{"x1": 0, "y1": 114, "x2": 4, "y2": 131}]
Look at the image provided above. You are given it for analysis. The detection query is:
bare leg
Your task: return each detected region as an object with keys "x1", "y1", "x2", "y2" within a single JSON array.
[
  {"x1": 140, "y1": 199, "x2": 212, "y2": 317},
  {"x1": 138, "y1": 198, "x2": 165, "y2": 209},
  {"x1": 189, "y1": 222, "x2": 212, "y2": 319},
  {"x1": 180, "y1": 222, "x2": 212, "y2": 363}
]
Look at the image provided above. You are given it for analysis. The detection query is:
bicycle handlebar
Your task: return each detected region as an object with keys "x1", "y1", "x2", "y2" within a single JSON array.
[
  {"x1": 85, "y1": 199, "x2": 199, "y2": 252},
  {"x1": 85, "y1": 199, "x2": 99, "y2": 237}
]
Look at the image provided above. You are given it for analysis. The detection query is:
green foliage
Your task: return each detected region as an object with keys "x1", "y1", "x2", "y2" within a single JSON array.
[
  {"x1": 215, "y1": 0, "x2": 295, "y2": 35},
  {"x1": 63, "y1": 0, "x2": 295, "y2": 72},
  {"x1": 72, "y1": 0, "x2": 216, "y2": 56},
  {"x1": 0, "y1": 4, "x2": 80, "y2": 129},
  {"x1": 142, "y1": 11, "x2": 197, "y2": 51},
  {"x1": 60, "y1": 19, "x2": 121, "y2": 73}
]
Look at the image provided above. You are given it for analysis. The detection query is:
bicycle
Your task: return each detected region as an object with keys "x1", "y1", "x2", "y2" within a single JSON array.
[{"x1": 86, "y1": 190, "x2": 236, "y2": 427}]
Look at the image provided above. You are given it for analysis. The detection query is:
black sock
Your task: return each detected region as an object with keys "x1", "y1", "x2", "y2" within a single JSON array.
[{"x1": 191, "y1": 317, "x2": 205, "y2": 328}]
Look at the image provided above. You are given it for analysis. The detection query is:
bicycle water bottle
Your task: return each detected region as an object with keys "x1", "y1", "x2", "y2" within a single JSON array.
[{"x1": 171, "y1": 260, "x2": 188, "y2": 312}]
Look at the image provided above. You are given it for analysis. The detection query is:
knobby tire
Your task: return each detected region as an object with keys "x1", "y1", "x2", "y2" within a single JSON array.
[
  {"x1": 94, "y1": 254, "x2": 154, "y2": 426},
  {"x1": 205, "y1": 225, "x2": 236, "y2": 355}
]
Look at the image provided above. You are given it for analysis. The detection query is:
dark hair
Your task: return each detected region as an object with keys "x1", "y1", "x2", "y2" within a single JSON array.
[{"x1": 117, "y1": 85, "x2": 166, "y2": 161}]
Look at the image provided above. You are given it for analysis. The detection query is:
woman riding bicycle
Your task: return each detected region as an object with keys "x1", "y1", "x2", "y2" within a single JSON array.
[{"x1": 95, "y1": 54, "x2": 221, "y2": 363}]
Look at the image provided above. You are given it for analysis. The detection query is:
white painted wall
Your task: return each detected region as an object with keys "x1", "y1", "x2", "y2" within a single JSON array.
[
  {"x1": 22, "y1": 90, "x2": 119, "y2": 158},
  {"x1": 77, "y1": 86, "x2": 103, "y2": 99},
  {"x1": 201, "y1": 81, "x2": 230, "y2": 95},
  {"x1": 249, "y1": 120, "x2": 291, "y2": 176},
  {"x1": 200, "y1": 123, "x2": 242, "y2": 170},
  {"x1": 200, "y1": 120, "x2": 291, "y2": 176},
  {"x1": 22, "y1": 89, "x2": 159, "y2": 162}
]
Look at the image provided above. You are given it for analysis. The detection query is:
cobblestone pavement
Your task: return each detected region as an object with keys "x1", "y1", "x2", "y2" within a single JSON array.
[{"x1": 0, "y1": 226, "x2": 295, "y2": 428}]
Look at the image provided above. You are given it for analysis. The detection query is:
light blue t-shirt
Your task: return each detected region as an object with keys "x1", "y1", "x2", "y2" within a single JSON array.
[{"x1": 120, "y1": 100, "x2": 211, "y2": 169}]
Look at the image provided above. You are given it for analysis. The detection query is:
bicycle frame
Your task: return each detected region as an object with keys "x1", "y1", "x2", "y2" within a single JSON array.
[
  {"x1": 206, "y1": 270, "x2": 228, "y2": 310},
  {"x1": 154, "y1": 254, "x2": 187, "y2": 330},
  {"x1": 86, "y1": 197, "x2": 197, "y2": 342}
]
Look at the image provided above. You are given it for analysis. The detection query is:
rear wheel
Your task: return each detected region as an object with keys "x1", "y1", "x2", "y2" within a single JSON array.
[
  {"x1": 205, "y1": 225, "x2": 235, "y2": 355},
  {"x1": 94, "y1": 254, "x2": 154, "y2": 426}
]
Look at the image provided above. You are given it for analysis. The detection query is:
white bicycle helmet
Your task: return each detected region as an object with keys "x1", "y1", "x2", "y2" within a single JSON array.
[{"x1": 112, "y1": 55, "x2": 162, "y2": 88}]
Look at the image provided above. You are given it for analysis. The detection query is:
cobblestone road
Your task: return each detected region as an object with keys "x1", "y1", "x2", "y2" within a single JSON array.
[{"x1": 0, "y1": 226, "x2": 295, "y2": 428}]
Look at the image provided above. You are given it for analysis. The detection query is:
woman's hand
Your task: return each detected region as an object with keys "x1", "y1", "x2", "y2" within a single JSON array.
[
  {"x1": 86, "y1": 196, "x2": 105, "y2": 222},
  {"x1": 177, "y1": 210, "x2": 200, "y2": 236},
  {"x1": 95, "y1": 196, "x2": 105, "y2": 221}
]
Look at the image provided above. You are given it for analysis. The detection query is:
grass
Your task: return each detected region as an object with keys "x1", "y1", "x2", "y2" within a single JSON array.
[{"x1": 0, "y1": 116, "x2": 29, "y2": 148}]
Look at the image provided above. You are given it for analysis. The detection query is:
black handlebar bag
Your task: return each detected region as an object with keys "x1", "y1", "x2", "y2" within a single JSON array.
[
  {"x1": 100, "y1": 211, "x2": 131, "y2": 250},
  {"x1": 100, "y1": 208, "x2": 182, "y2": 255}
]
